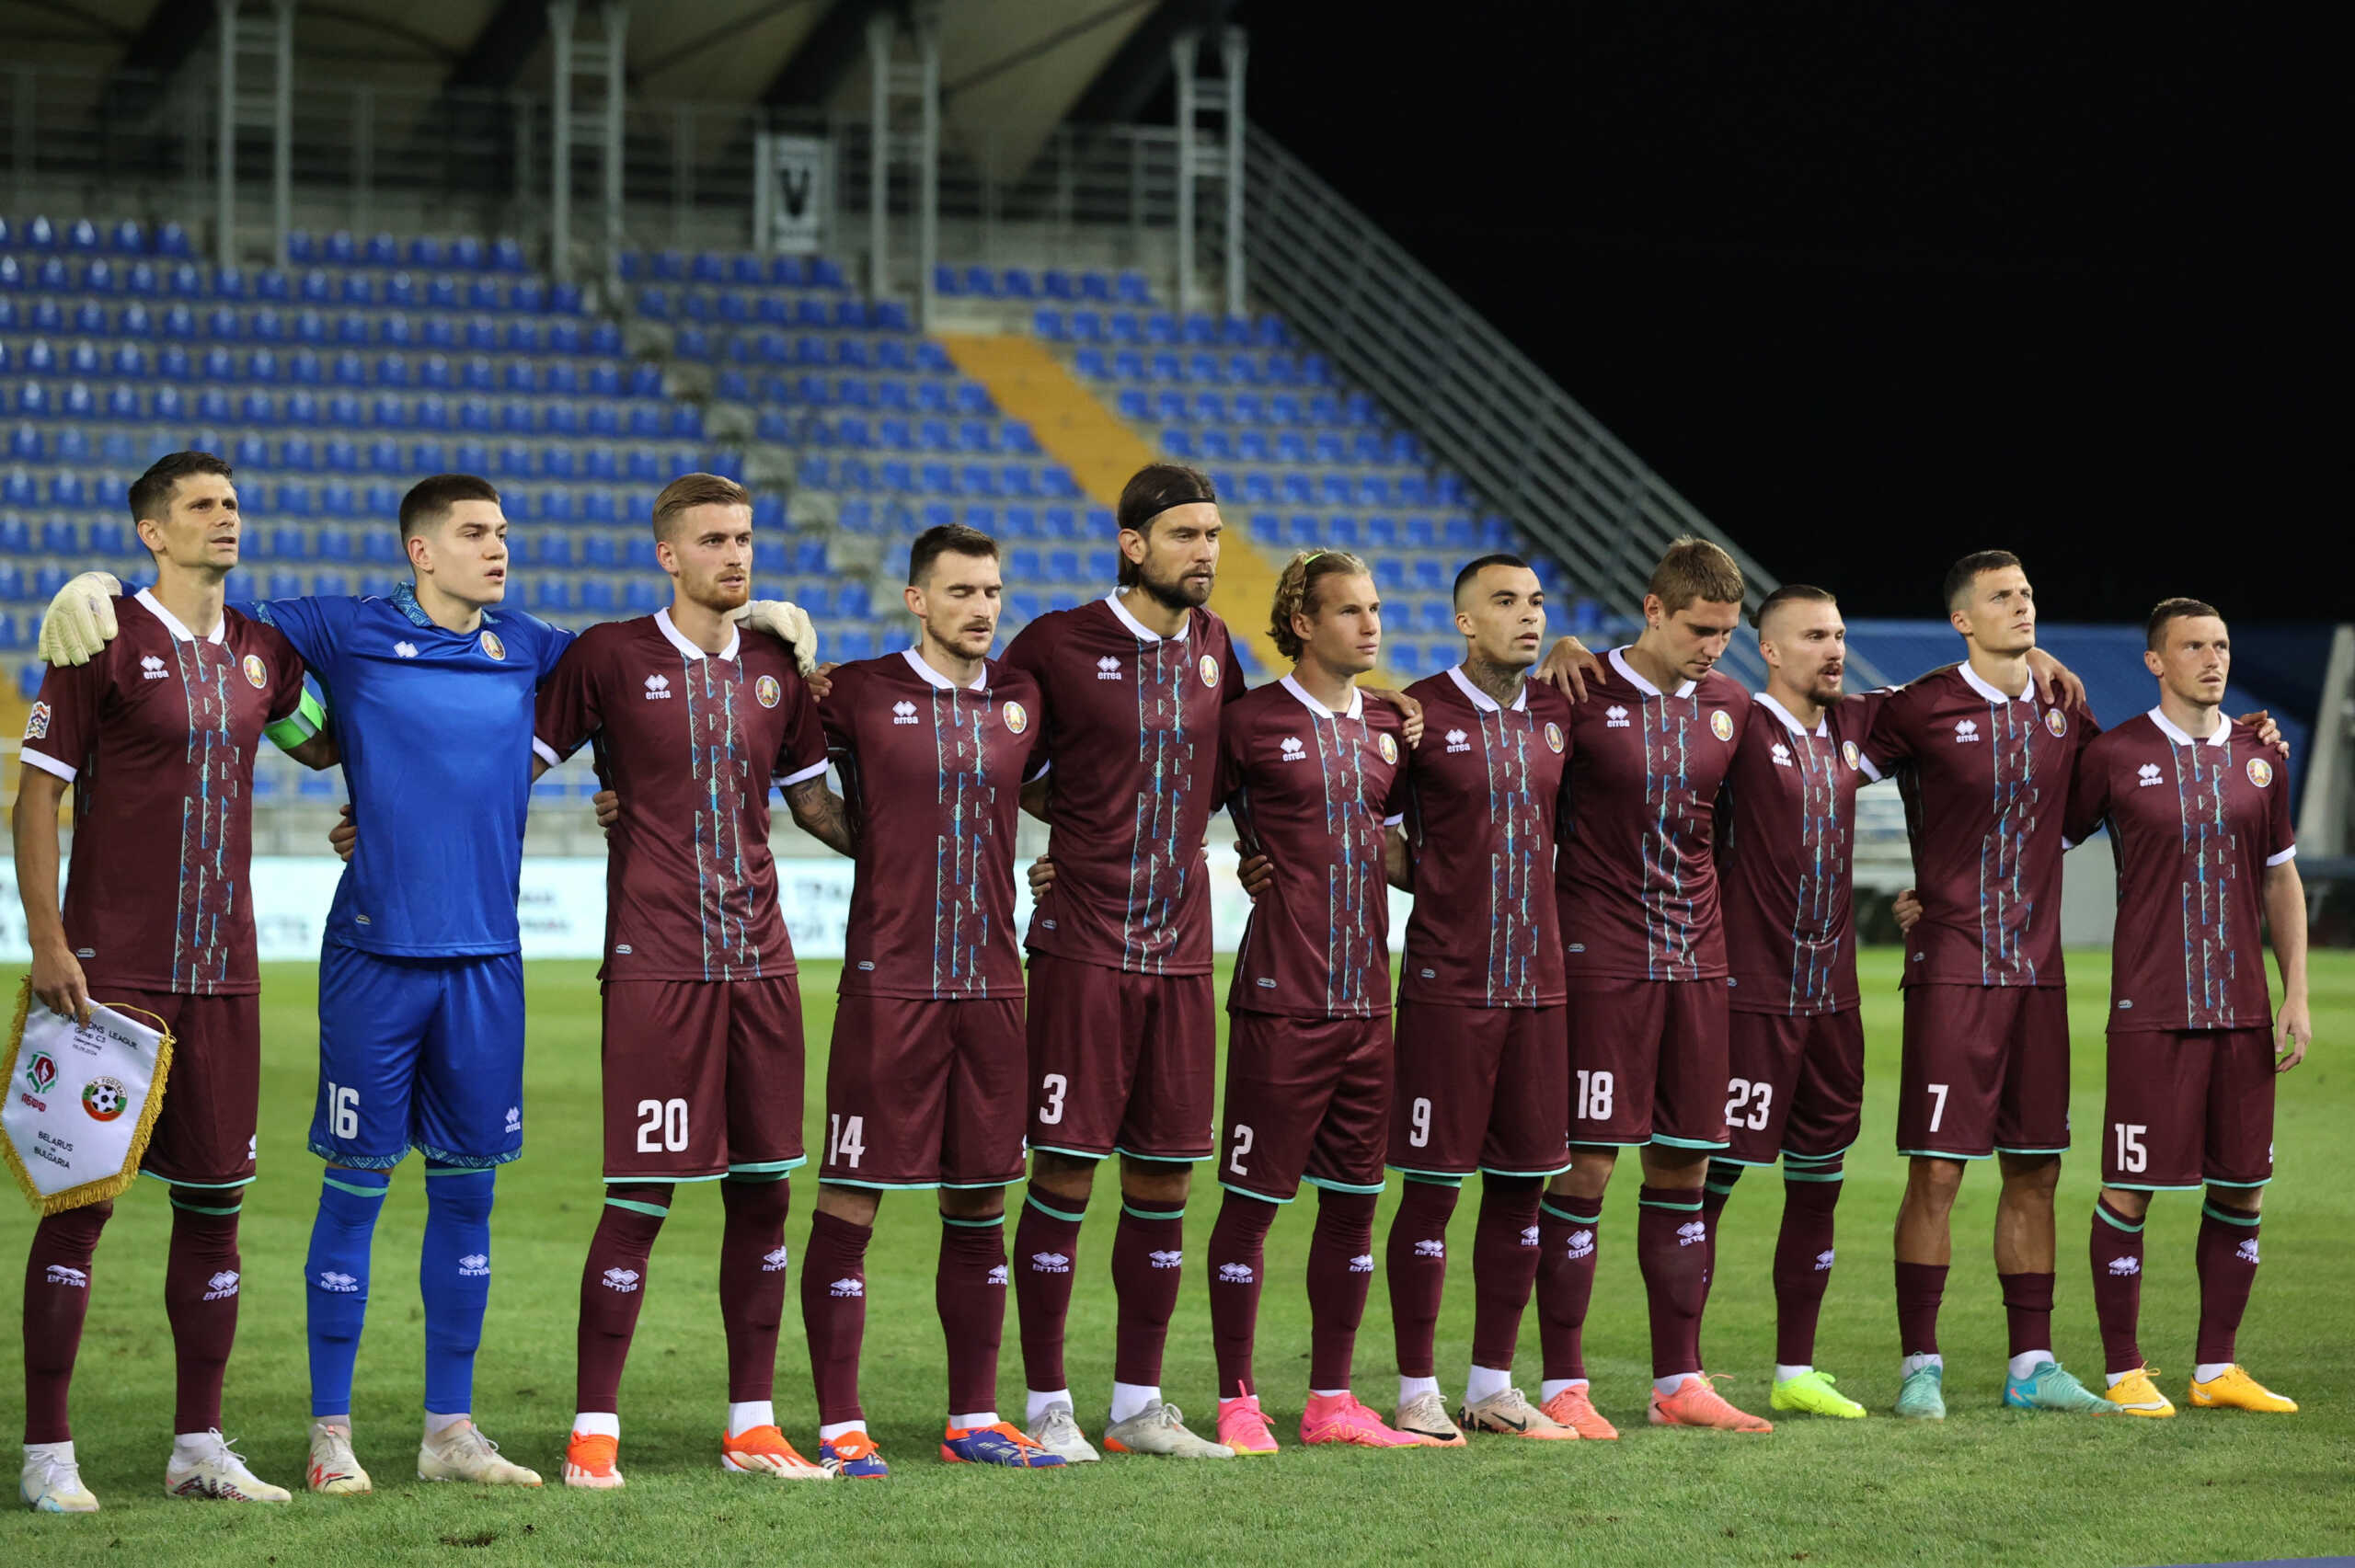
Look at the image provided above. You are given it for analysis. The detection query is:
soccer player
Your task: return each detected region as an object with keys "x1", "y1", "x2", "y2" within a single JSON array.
[
  {"x1": 2065, "y1": 599, "x2": 2308, "y2": 1417},
  {"x1": 1861, "y1": 549, "x2": 2111, "y2": 1416},
  {"x1": 1700, "y1": 584, "x2": 1880, "y2": 1421},
  {"x1": 1536, "y1": 537, "x2": 1773, "y2": 1434},
  {"x1": 795, "y1": 523, "x2": 1066, "y2": 1473},
  {"x1": 996, "y1": 463, "x2": 1242, "y2": 1461},
  {"x1": 1381, "y1": 554, "x2": 1585, "y2": 1445},
  {"x1": 1202, "y1": 550, "x2": 1419, "y2": 1454},
  {"x1": 534, "y1": 474, "x2": 838, "y2": 1487},
  {"x1": 14, "y1": 452, "x2": 331, "y2": 1511}
]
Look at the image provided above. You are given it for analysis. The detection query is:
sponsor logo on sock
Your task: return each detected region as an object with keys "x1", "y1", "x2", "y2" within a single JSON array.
[
  {"x1": 829, "y1": 1277, "x2": 864, "y2": 1298},
  {"x1": 601, "y1": 1266, "x2": 641, "y2": 1293},
  {"x1": 1815, "y1": 1248, "x2": 1836, "y2": 1271},
  {"x1": 985, "y1": 1264, "x2": 1009, "y2": 1286},
  {"x1": 316, "y1": 1269, "x2": 359, "y2": 1293},
  {"x1": 1566, "y1": 1229, "x2": 1595, "y2": 1260},
  {"x1": 1676, "y1": 1219, "x2": 1708, "y2": 1246},
  {"x1": 1518, "y1": 1224, "x2": 1540, "y2": 1247},
  {"x1": 1413, "y1": 1238, "x2": 1445, "y2": 1258},
  {"x1": 1029, "y1": 1251, "x2": 1070, "y2": 1274},
  {"x1": 1349, "y1": 1253, "x2": 1374, "y2": 1273},
  {"x1": 2236, "y1": 1238, "x2": 2260, "y2": 1265},
  {"x1": 2107, "y1": 1255, "x2": 2141, "y2": 1276},
  {"x1": 458, "y1": 1253, "x2": 490, "y2": 1277},
  {"x1": 1147, "y1": 1248, "x2": 1183, "y2": 1269},
  {"x1": 43, "y1": 1264, "x2": 89, "y2": 1288},
  {"x1": 203, "y1": 1269, "x2": 241, "y2": 1300},
  {"x1": 762, "y1": 1244, "x2": 790, "y2": 1272},
  {"x1": 1216, "y1": 1262, "x2": 1256, "y2": 1284}
]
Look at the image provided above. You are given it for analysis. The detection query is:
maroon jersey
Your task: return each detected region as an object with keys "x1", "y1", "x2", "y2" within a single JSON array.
[
  {"x1": 1718, "y1": 692, "x2": 1886, "y2": 1016},
  {"x1": 1217, "y1": 676, "x2": 1408, "y2": 1018},
  {"x1": 821, "y1": 648, "x2": 1046, "y2": 1000},
  {"x1": 1001, "y1": 593, "x2": 1243, "y2": 976},
  {"x1": 19, "y1": 591, "x2": 305, "y2": 994},
  {"x1": 1556, "y1": 647, "x2": 1750, "y2": 983},
  {"x1": 533, "y1": 610, "x2": 827, "y2": 982},
  {"x1": 1862, "y1": 661, "x2": 2096, "y2": 990},
  {"x1": 2066, "y1": 710, "x2": 2293, "y2": 1032},
  {"x1": 1398, "y1": 665, "x2": 1573, "y2": 1008}
]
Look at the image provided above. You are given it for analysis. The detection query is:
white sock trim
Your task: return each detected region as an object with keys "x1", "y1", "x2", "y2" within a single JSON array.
[
  {"x1": 1774, "y1": 1364, "x2": 1813, "y2": 1382},
  {"x1": 571, "y1": 1412, "x2": 619, "y2": 1439},
  {"x1": 23, "y1": 1440, "x2": 75, "y2": 1464},
  {"x1": 1463, "y1": 1364, "x2": 1513, "y2": 1403},
  {"x1": 2007, "y1": 1350, "x2": 2053, "y2": 1381},
  {"x1": 423, "y1": 1411, "x2": 470, "y2": 1437},
  {"x1": 949, "y1": 1412, "x2": 998, "y2": 1431},
  {"x1": 1307, "y1": 1388, "x2": 1349, "y2": 1401},
  {"x1": 727, "y1": 1400, "x2": 776, "y2": 1436},
  {"x1": 816, "y1": 1420, "x2": 863, "y2": 1442},
  {"x1": 1397, "y1": 1374, "x2": 1442, "y2": 1404},
  {"x1": 1539, "y1": 1378, "x2": 1589, "y2": 1402},
  {"x1": 1025, "y1": 1388, "x2": 1074, "y2": 1427},
  {"x1": 1108, "y1": 1381, "x2": 1160, "y2": 1425},
  {"x1": 1900, "y1": 1353, "x2": 1943, "y2": 1377},
  {"x1": 2194, "y1": 1362, "x2": 2233, "y2": 1384},
  {"x1": 1652, "y1": 1372, "x2": 1700, "y2": 1396}
]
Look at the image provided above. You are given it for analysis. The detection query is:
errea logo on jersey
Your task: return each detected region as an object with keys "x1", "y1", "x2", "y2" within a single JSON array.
[
  {"x1": 1953, "y1": 718, "x2": 1982, "y2": 743},
  {"x1": 394, "y1": 641, "x2": 419, "y2": 659},
  {"x1": 644, "y1": 673, "x2": 672, "y2": 700},
  {"x1": 1604, "y1": 704, "x2": 1630, "y2": 728},
  {"x1": 891, "y1": 699, "x2": 920, "y2": 725},
  {"x1": 1771, "y1": 742, "x2": 1793, "y2": 767},
  {"x1": 1280, "y1": 736, "x2": 1305, "y2": 761},
  {"x1": 2138, "y1": 762, "x2": 2164, "y2": 787},
  {"x1": 1095, "y1": 655, "x2": 1123, "y2": 681},
  {"x1": 1444, "y1": 727, "x2": 1471, "y2": 753},
  {"x1": 140, "y1": 654, "x2": 168, "y2": 680}
]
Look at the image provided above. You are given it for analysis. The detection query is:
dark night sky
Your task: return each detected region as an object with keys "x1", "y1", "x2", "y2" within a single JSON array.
[{"x1": 1227, "y1": 2, "x2": 2329, "y2": 621}]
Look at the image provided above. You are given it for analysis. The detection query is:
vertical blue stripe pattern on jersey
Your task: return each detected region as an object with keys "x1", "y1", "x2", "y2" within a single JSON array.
[
  {"x1": 1123, "y1": 638, "x2": 1195, "y2": 974},
  {"x1": 1978, "y1": 697, "x2": 2039, "y2": 985},
  {"x1": 683, "y1": 645, "x2": 760, "y2": 980},
  {"x1": 1480, "y1": 705, "x2": 1543, "y2": 1007},
  {"x1": 2170, "y1": 736, "x2": 2237, "y2": 1026},
  {"x1": 1638, "y1": 694, "x2": 1700, "y2": 980},
  {"x1": 167, "y1": 634, "x2": 240, "y2": 991},
  {"x1": 1311, "y1": 708, "x2": 1382, "y2": 1015},
  {"x1": 931, "y1": 684, "x2": 998, "y2": 993},
  {"x1": 1786, "y1": 732, "x2": 1845, "y2": 1012}
]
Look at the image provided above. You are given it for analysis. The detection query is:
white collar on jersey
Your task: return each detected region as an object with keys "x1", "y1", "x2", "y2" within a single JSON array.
[
  {"x1": 901, "y1": 645, "x2": 988, "y2": 691},
  {"x1": 134, "y1": 588, "x2": 227, "y2": 645},
  {"x1": 1445, "y1": 662, "x2": 1527, "y2": 714},
  {"x1": 1104, "y1": 589, "x2": 1189, "y2": 643},
  {"x1": 655, "y1": 605, "x2": 740, "y2": 663},
  {"x1": 1609, "y1": 645, "x2": 1695, "y2": 700},
  {"x1": 2148, "y1": 704, "x2": 2230, "y2": 747},
  {"x1": 1279, "y1": 671, "x2": 1364, "y2": 721},
  {"x1": 1959, "y1": 658, "x2": 2033, "y2": 704},
  {"x1": 1752, "y1": 691, "x2": 1830, "y2": 739}
]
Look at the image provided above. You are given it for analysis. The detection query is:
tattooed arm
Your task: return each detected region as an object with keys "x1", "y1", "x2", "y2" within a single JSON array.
[{"x1": 784, "y1": 774, "x2": 856, "y2": 858}]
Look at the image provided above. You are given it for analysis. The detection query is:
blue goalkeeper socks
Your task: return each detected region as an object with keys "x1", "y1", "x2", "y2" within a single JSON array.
[
  {"x1": 420, "y1": 1164, "x2": 496, "y2": 1416},
  {"x1": 305, "y1": 1167, "x2": 390, "y2": 1418}
]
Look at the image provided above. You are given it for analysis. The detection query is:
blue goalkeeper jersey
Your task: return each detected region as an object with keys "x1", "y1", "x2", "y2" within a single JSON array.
[{"x1": 247, "y1": 585, "x2": 571, "y2": 957}]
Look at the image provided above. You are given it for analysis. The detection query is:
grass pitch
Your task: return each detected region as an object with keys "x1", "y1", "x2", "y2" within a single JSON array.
[{"x1": 3, "y1": 949, "x2": 2351, "y2": 1567}]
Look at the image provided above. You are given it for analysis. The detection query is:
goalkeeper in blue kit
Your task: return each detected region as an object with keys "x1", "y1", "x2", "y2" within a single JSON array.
[{"x1": 35, "y1": 473, "x2": 813, "y2": 1492}]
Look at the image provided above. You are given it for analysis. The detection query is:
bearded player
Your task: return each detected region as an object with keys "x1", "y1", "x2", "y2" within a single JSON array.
[
  {"x1": 795, "y1": 524, "x2": 1065, "y2": 1473},
  {"x1": 534, "y1": 475, "x2": 838, "y2": 1488},
  {"x1": 15, "y1": 452, "x2": 332, "y2": 1511},
  {"x1": 1536, "y1": 537, "x2": 1771, "y2": 1434},
  {"x1": 2065, "y1": 600, "x2": 2308, "y2": 1418},
  {"x1": 1381, "y1": 554, "x2": 1585, "y2": 1445},
  {"x1": 1202, "y1": 551, "x2": 1419, "y2": 1454}
]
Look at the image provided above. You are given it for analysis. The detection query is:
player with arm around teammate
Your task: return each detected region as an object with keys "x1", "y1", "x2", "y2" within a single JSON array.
[
  {"x1": 14, "y1": 452, "x2": 333, "y2": 1512},
  {"x1": 2067, "y1": 599, "x2": 2309, "y2": 1418}
]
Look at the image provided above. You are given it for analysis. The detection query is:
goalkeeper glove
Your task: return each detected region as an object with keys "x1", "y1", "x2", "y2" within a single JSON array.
[
  {"x1": 37, "y1": 571, "x2": 123, "y2": 667},
  {"x1": 729, "y1": 599, "x2": 818, "y2": 675}
]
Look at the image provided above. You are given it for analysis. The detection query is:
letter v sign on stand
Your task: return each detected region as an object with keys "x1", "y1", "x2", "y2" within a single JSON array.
[{"x1": 756, "y1": 134, "x2": 830, "y2": 257}]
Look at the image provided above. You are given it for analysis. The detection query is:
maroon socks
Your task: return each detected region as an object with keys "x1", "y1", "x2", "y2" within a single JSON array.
[
  {"x1": 2195, "y1": 1197, "x2": 2262, "y2": 1367},
  {"x1": 1306, "y1": 1189, "x2": 1379, "y2": 1391},
  {"x1": 1534, "y1": 1197, "x2": 1600, "y2": 1382},
  {"x1": 937, "y1": 1216, "x2": 1008, "y2": 1417},
  {"x1": 718, "y1": 1176, "x2": 792, "y2": 1403},
  {"x1": 1894, "y1": 1259, "x2": 1948, "y2": 1357},
  {"x1": 1772, "y1": 1173, "x2": 1844, "y2": 1367},
  {"x1": 1012, "y1": 1194, "x2": 1085, "y2": 1395},
  {"x1": 1110, "y1": 1198, "x2": 1185, "y2": 1390},
  {"x1": 1469, "y1": 1177, "x2": 1543, "y2": 1372},
  {"x1": 799, "y1": 1208, "x2": 871, "y2": 1426},
  {"x1": 1207, "y1": 1193, "x2": 1276, "y2": 1398},
  {"x1": 574, "y1": 1185, "x2": 672, "y2": 1413},
  {"x1": 163, "y1": 1193, "x2": 243, "y2": 1436},
  {"x1": 1636, "y1": 1185, "x2": 1709, "y2": 1378},
  {"x1": 21, "y1": 1201, "x2": 112, "y2": 1444}
]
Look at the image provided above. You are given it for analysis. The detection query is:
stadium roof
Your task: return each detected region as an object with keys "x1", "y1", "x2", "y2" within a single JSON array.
[{"x1": 0, "y1": 0, "x2": 1236, "y2": 179}]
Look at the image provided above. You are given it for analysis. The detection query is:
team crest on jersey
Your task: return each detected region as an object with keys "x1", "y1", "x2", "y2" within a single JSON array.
[
  {"x1": 478, "y1": 630, "x2": 506, "y2": 661},
  {"x1": 1003, "y1": 699, "x2": 1029, "y2": 735},
  {"x1": 1545, "y1": 721, "x2": 1566, "y2": 753},
  {"x1": 1199, "y1": 653, "x2": 1220, "y2": 689},
  {"x1": 1377, "y1": 731, "x2": 1398, "y2": 765},
  {"x1": 1709, "y1": 708, "x2": 1733, "y2": 741},
  {"x1": 23, "y1": 701, "x2": 50, "y2": 740},
  {"x1": 754, "y1": 674, "x2": 781, "y2": 709},
  {"x1": 2044, "y1": 707, "x2": 2067, "y2": 737},
  {"x1": 2246, "y1": 757, "x2": 2274, "y2": 788},
  {"x1": 1841, "y1": 739, "x2": 1861, "y2": 771},
  {"x1": 241, "y1": 652, "x2": 268, "y2": 689}
]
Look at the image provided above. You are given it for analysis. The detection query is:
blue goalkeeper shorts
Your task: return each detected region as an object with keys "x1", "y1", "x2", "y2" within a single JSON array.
[{"x1": 309, "y1": 945, "x2": 526, "y2": 1170}]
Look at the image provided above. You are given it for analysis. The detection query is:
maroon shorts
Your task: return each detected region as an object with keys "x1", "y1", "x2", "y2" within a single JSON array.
[
  {"x1": 599, "y1": 977, "x2": 805, "y2": 1183},
  {"x1": 1896, "y1": 983, "x2": 2070, "y2": 1160},
  {"x1": 1723, "y1": 1007, "x2": 1867, "y2": 1166},
  {"x1": 1024, "y1": 953, "x2": 1216, "y2": 1162},
  {"x1": 1389, "y1": 1001, "x2": 1569, "y2": 1177},
  {"x1": 2102, "y1": 1029, "x2": 2276, "y2": 1190},
  {"x1": 1564, "y1": 979, "x2": 1729, "y2": 1150},
  {"x1": 1219, "y1": 1012, "x2": 1392, "y2": 1202},
  {"x1": 110, "y1": 989, "x2": 259, "y2": 1190},
  {"x1": 821, "y1": 995, "x2": 1028, "y2": 1188}
]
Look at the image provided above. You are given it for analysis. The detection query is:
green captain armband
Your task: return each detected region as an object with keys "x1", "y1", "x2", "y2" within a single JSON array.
[{"x1": 264, "y1": 687, "x2": 329, "y2": 752}]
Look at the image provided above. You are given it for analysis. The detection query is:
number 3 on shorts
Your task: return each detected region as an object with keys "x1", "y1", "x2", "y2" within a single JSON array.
[{"x1": 1038, "y1": 1072, "x2": 1068, "y2": 1125}]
